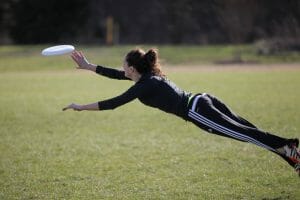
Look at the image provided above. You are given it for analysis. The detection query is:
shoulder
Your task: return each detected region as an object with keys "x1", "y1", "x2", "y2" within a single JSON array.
[
  {"x1": 138, "y1": 74, "x2": 165, "y2": 85},
  {"x1": 134, "y1": 74, "x2": 162, "y2": 91}
]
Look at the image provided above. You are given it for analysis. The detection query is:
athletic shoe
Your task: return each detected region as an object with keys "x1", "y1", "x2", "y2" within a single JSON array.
[{"x1": 282, "y1": 140, "x2": 300, "y2": 176}]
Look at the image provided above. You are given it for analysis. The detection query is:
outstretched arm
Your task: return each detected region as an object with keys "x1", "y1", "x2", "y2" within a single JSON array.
[
  {"x1": 63, "y1": 80, "x2": 146, "y2": 112},
  {"x1": 71, "y1": 50, "x2": 130, "y2": 80}
]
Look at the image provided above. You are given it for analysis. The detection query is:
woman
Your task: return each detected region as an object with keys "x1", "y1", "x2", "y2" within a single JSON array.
[{"x1": 63, "y1": 49, "x2": 300, "y2": 176}]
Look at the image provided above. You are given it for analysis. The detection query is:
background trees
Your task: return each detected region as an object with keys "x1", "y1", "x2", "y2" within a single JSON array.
[{"x1": 1, "y1": 0, "x2": 299, "y2": 45}]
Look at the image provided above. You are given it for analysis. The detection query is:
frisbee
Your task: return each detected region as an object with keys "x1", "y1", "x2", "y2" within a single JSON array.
[{"x1": 41, "y1": 45, "x2": 75, "y2": 56}]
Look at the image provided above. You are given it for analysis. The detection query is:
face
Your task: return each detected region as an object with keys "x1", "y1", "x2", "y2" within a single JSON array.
[{"x1": 123, "y1": 59, "x2": 134, "y2": 79}]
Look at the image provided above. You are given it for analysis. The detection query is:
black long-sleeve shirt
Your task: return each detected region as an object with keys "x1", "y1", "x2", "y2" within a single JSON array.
[{"x1": 96, "y1": 65, "x2": 192, "y2": 120}]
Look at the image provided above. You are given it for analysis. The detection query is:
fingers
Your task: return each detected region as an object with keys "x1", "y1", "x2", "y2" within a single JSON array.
[
  {"x1": 71, "y1": 51, "x2": 84, "y2": 60},
  {"x1": 62, "y1": 103, "x2": 74, "y2": 111},
  {"x1": 71, "y1": 52, "x2": 80, "y2": 67},
  {"x1": 70, "y1": 55, "x2": 78, "y2": 66},
  {"x1": 62, "y1": 105, "x2": 71, "y2": 111},
  {"x1": 62, "y1": 103, "x2": 82, "y2": 111},
  {"x1": 71, "y1": 51, "x2": 81, "y2": 62},
  {"x1": 79, "y1": 51, "x2": 84, "y2": 57},
  {"x1": 62, "y1": 107, "x2": 69, "y2": 111},
  {"x1": 70, "y1": 51, "x2": 89, "y2": 69}
]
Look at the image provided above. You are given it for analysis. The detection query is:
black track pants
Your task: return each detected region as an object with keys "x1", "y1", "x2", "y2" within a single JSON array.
[{"x1": 187, "y1": 93, "x2": 288, "y2": 153}]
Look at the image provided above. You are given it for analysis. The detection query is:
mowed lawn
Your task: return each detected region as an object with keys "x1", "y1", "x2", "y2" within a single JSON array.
[{"x1": 0, "y1": 46, "x2": 300, "y2": 199}]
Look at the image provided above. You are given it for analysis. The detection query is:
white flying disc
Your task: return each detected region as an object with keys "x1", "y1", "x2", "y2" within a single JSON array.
[{"x1": 41, "y1": 45, "x2": 75, "y2": 56}]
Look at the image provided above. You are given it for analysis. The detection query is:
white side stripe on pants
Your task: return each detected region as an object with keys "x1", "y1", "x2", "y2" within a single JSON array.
[
  {"x1": 188, "y1": 110, "x2": 276, "y2": 152},
  {"x1": 188, "y1": 94, "x2": 276, "y2": 153}
]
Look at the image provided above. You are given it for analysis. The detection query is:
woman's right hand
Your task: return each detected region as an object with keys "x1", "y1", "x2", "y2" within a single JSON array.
[
  {"x1": 62, "y1": 103, "x2": 82, "y2": 111},
  {"x1": 71, "y1": 51, "x2": 94, "y2": 71}
]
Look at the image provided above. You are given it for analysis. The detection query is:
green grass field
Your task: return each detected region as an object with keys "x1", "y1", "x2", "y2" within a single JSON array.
[{"x1": 0, "y1": 45, "x2": 300, "y2": 199}]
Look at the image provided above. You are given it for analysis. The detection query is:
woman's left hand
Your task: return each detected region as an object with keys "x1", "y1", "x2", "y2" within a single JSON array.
[
  {"x1": 71, "y1": 51, "x2": 91, "y2": 70},
  {"x1": 62, "y1": 103, "x2": 82, "y2": 111}
]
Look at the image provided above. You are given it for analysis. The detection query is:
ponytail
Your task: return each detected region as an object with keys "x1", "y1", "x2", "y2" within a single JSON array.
[{"x1": 126, "y1": 48, "x2": 165, "y2": 77}]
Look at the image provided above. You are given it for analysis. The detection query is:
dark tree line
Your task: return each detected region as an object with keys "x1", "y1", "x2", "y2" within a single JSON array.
[{"x1": 0, "y1": 0, "x2": 299, "y2": 44}]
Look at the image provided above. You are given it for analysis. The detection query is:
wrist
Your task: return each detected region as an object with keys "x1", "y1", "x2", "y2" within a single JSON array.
[
  {"x1": 87, "y1": 63, "x2": 97, "y2": 72},
  {"x1": 79, "y1": 105, "x2": 85, "y2": 111}
]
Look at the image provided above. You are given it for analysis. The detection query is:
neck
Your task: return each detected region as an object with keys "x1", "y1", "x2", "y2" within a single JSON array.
[{"x1": 131, "y1": 72, "x2": 142, "y2": 82}]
